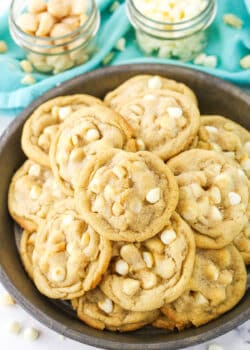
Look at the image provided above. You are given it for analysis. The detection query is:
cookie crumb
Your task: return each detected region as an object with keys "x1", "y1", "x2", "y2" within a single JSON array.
[
  {"x1": 0, "y1": 41, "x2": 7, "y2": 53},
  {"x1": 23, "y1": 327, "x2": 40, "y2": 341},
  {"x1": 223, "y1": 14, "x2": 243, "y2": 29},
  {"x1": 240, "y1": 55, "x2": 250, "y2": 70},
  {"x1": 8, "y1": 321, "x2": 22, "y2": 335},
  {"x1": 0, "y1": 293, "x2": 16, "y2": 306}
]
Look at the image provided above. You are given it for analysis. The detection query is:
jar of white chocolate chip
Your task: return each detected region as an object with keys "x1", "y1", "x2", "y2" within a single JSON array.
[
  {"x1": 9, "y1": 0, "x2": 100, "y2": 74},
  {"x1": 126, "y1": 0, "x2": 217, "y2": 61}
]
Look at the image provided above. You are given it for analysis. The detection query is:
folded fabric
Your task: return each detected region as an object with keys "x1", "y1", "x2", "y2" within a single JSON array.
[{"x1": 0, "y1": 0, "x2": 249, "y2": 117}]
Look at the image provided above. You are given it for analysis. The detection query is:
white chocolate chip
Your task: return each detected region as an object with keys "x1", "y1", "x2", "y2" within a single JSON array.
[
  {"x1": 0, "y1": 41, "x2": 7, "y2": 53},
  {"x1": 205, "y1": 126, "x2": 218, "y2": 134},
  {"x1": 143, "y1": 94, "x2": 156, "y2": 102},
  {"x1": 23, "y1": 327, "x2": 40, "y2": 341},
  {"x1": 62, "y1": 214, "x2": 74, "y2": 226},
  {"x1": 50, "y1": 266, "x2": 66, "y2": 282},
  {"x1": 122, "y1": 279, "x2": 140, "y2": 296},
  {"x1": 146, "y1": 188, "x2": 161, "y2": 204},
  {"x1": 85, "y1": 128, "x2": 100, "y2": 142},
  {"x1": 218, "y1": 270, "x2": 233, "y2": 285},
  {"x1": 206, "y1": 264, "x2": 219, "y2": 281},
  {"x1": 30, "y1": 185, "x2": 42, "y2": 199},
  {"x1": 58, "y1": 106, "x2": 72, "y2": 120},
  {"x1": 148, "y1": 76, "x2": 162, "y2": 89},
  {"x1": 115, "y1": 259, "x2": 129, "y2": 275},
  {"x1": 0, "y1": 293, "x2": 16, "y2": 306},
  {"x1": 21, "y1": 74, "x2": 36, "y2": 85},
  {"x1": 112, "y1": 166, "x2": 127, "y2": 179},
  {"x1": 209, "y1": 206, "x2": 223, "y2": 221},
  {"x1": 28, "y1": 164, "x2": 41, "y2": 177},
  {"x1": 112, "y1": 202, "x2": 124, "y2": 216},
  {"x1": 137, "y1": 138, "x2": 146, "y2": 150},
  {"x1": 8, "y1": 321, "x2": 21, "y2": 335},
  {"x1": 160, "y1": 229, "x2": 176, "y2": 245},
  {"x1": 194, "y1": 292, "x2": 208, "y2": 305},
  {"x1": 142, "y1": 251, "x2": 154, "y2": 268},
  {"x1": 167, "y1": 107, "x2": 183, "y2": 119},
  {"x1": 20, "y1": 60, "x2": 33, "y2": 73},
  {"x1": 228, "y1": 192, "x2": 241, "y2": 205},
  {"x1": 98, "y1": 298, "x2": 113, "y2": 314}
]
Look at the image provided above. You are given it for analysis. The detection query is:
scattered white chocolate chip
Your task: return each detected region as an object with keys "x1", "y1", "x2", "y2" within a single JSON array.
[
  {"x1": 115, "y1": 259, "x2": 129, "y2": 275},
  {"x1": 21, "y1": 74, "x2": 36, "y2": 85},
  {"x1": 28, "y1": 0, "x2": 47, "y2": 14},
  {"x1": 160, "y1": 229, "x2": 176, "y2": 245},
  {"x1": 30, "y1": 185, "x2": 42, "y2": 199},
  {"x1": 23, "y1": 327, "x2": 40, "y2": 341},
  {"x1": 208, "y1": 344, "x2": 223, "y2": 350},
  {"x1": 240, "y1": 55, "x2": 250, "y2": 70},
  {"x1": 223, "y1": 14, "x2": 243, "y2": 29},
  {"x1": 137, "y1": 138, "x2": 146, "y2": 150},
  {"x1": 98, "y1": 298, "x2": 113, "y2": 314},
  {"x1": 0, "y1": 41, "x2": 7, "y2": 53},
  {"x1": 115, "y1": 38, "x2": 126, "y2": 51},
  {"x1": 148, "y1": 76, "x2": 162, "y2": 89},
  {"x1": 122, "y1": 279, "x2": 140, "y2": 296},
  {"x1": 0, "y1": 293, "x2": 16, "y2": 306},
  {"x1": 50, "y1": 266, "x2": 66, "y2": 282},
  {"x1": 58, "y1": 106, "x2": 72, "y2": 120},
  {"x1": 112, "y1": 202, "x2": 124, "y2": 216},
  {"x1": 228, "y1": 192, "x2": 241, "y2": 205},
  {"x1": 146, "y1": 188, "x2": 161, "y2": 204},
  {"x1": 167, "y1": 107, "x2": 183, "y2": 119},
  {"x1": 85, "y1": 128, "x2": 100, "y2": 142},
  {"x1": 28, "y1": 164, "x2": 41, "y2": 177},
  {"x1": 218, "y1": 270, "x2": 233, "y2": 285},
  {"x1": 142, "y1": 251, "x2": 154, "y2": 268},
  {"x1": 205, "y1": 126, "x2": 218, "y2": 134},
  {"x1": 8, "y1": 321, "x2": 21, "y2": 335},
  {"x1": 206, "y1": 264, "x2": 219, "y2": 281}
]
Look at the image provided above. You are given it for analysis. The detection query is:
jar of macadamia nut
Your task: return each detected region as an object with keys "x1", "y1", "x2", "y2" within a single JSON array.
[{"x1": 9, "y1": 0, "x2": 100, "y2": 74}]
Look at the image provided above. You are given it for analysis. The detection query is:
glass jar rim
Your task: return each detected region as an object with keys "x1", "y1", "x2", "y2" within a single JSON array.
[
  {"x1": 9, "y1": 0, "x2": 98, "y2": 42},
  {"x1": 128, "y1": 0, "x2": 214, "y2": 26}
]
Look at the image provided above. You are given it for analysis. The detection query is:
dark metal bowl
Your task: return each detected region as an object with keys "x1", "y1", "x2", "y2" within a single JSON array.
[{"x1": 0, "y1": 64, "x2": 249, "y2": 350}]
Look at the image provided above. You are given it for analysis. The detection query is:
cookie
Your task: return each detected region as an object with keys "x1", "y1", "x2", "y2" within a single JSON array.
[
  {"x1": 195, "y1": 115, "x2": 250, "y2": 177},
  {"x1": 115, "y1": 89, "x2": 200, "y2": 161},
  {"x1": 8, "y1": 160, "x2": 66, "y2": 232},
  {"x1": 100, "y1": 213, "x2": 195, "y2": 312},
  {"x1": 20, "y1": 230, "x2": 36, "y2": 279},
  {"x1": 49, "y1": 105, "x2": 136, "y2": 195},
  {"x1": 168, "y1": 149, "x2": 249, "y2": 249},
  {"x1": 72, "y1": 287, "x2": 159, "y2": 332},
  {"x1": 75, "y1": 149, "x2": 179, "y2": 242},
  {"x1": 160, "y1": 245, "x2": 247, "y2": 329},
  {"x1": 32, "y1": 199, "x2": 112, "y2": 299},
  {"x1": 104, "y1": 75, "x2": 198, "y2": 109},
  {"x1": 234, "y1": 222, "x2": 250, "y2": 265},
  {"x1": 21, "y1": 94, "x2": 103, "y2": 167}
]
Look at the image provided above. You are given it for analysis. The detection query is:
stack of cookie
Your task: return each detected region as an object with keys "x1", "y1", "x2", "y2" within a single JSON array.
[{"x1": 8, "y1": 75, "x2": 249, "y2": 332}]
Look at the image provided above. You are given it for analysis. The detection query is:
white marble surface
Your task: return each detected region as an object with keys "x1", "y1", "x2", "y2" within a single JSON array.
[{"x1": 0, "y1": 115, "x2": 250, "y2": 350}]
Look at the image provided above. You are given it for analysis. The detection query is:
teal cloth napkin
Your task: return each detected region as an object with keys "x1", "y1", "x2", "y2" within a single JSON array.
[{"x1": 0, "y1": 0, "x2": 250, "y2": 117}]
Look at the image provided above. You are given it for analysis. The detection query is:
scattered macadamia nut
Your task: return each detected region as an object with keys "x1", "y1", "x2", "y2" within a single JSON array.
[
  {"x1": 0, "y1": 293, "x2": 16, "y2": 306},
  {"x1": 0, "y1": 41, "x2": 8, "y2": 53},
  {"x1": 23, "y1": 327, "x2": 40, "y2": 341},
  {"x1": 20, "y1": 60, "x2": 33, "y2": 73},
  {"x1": 21, "y1": 74, "x2": 36, "y2": 85},
  {"x1": 8, "y1": 321, "x2": 22, "y2": 335}
]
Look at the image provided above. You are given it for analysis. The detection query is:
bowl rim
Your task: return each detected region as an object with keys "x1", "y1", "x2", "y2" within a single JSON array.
[{"x1": 0, "y1": 63, "x2": 250, "y2": 350}]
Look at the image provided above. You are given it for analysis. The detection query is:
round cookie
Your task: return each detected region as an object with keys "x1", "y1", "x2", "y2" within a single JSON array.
[
  {"x1": 22, "y1": 94, "x2": 103, "y2": 167},
  {"x1": 49, "y1": 105, "x2": 136, "y2": 195},
  {"x1": 115, "y1": 89, "x2": 200, "y2": 161},
  {"x1": 32, "y1": 199, "x2": 112, "y2": 299},
  {"x1": 168, "y1": 149, "x2": 249, "y2": 249},
  {"x1": 75, "y1": 149, "x2": 179, "y2": 242},
  {"x1": 234, "y1": 222, "x2": 250, "y2": 265},
  {"x1": 104, "y1": 75, "x2": 198, "y2": 109},
  {"x1": 195, "y1": 115, "x2": 250, "y2": 177},
  {"x1": 160, "y1": 245, "x2": 247, "y2": 329},
  {"x1": 8, "y1": 160, "x2": 66, "y2": 232},
  {"x1": 20, "y1": 230, "x2": 36, "y2": 279},
  {"x1": 100, "y1": 213, "x2": 195, "y2": 312},
  {"x1": 72, "y1": 287, "x2": 160, "y2": 332}
]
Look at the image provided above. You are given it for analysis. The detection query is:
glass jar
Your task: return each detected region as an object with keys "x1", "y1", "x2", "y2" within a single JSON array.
[
  {"x1": 126, "y1": 0, "x2": 217, "y2": 61},
  {"x1": 9, "y1": 0, "x2": 100, "y2": 74}
]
